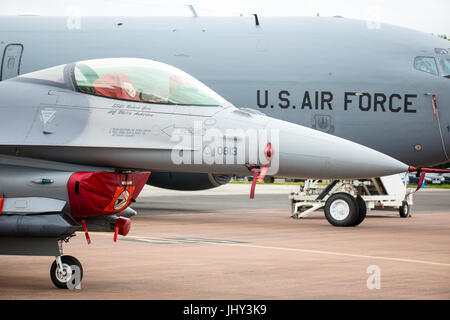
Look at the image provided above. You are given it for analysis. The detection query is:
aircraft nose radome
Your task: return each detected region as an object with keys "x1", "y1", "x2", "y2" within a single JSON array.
[{"x1": 269, "y1": 119, "x2": 409, "y2": 179}]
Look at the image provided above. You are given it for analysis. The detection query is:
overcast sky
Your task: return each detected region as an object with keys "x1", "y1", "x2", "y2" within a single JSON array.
[{"x1": 1, "y1": 0, "x2": 449, "y2": 35}]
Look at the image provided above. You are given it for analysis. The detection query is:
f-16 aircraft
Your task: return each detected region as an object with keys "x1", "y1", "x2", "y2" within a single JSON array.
[
  {"x1": 0, "y1": 58, "x2": 409, "y2": 288},
  {"x1": 0, "y1": 15, "x2": 449, "y2": 176}
]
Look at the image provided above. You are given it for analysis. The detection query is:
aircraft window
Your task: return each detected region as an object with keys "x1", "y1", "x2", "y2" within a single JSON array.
[
  {"x1": 414, "y1": 57, "x2": 439, "y2": 75},
  {"x1": 438, "y1": 57, "x2": 450, "y2": 77},
  {"x1": 74, "y1": 58, "x2": 230, "y2": 106},
  {"x1": 19, "y1": 65, "x2": 66, "y2": 83}
]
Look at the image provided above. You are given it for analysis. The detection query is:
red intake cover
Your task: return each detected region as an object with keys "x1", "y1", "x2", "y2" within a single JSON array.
[
  {"x1": 116, "y1": 217, "x2": 131, "y2": 236},
  {"x1": 67, "y1": 171, "x2": 150, "y2": 218}
]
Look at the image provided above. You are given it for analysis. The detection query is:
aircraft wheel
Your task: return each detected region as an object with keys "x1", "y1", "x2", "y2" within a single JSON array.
[
  {"x1": 352, "y1": 195, "x2": 367, "y2": 226},
  {"x1": 50, "y1": 255, "x2": 83, "y2": 289},
  {"x1": 324, "y1": 193, "x2": 359, "y2": 226},
  {"x1": 399, "y1": 201, "x2": 410, "y2": 218}
]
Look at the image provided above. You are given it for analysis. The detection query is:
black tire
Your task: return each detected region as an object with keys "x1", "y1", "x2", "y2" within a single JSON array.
[
  {"x1": 352, "y1": 195, "x2": 367, "y2": 226},
  {"x1": 324, "y1": 192, "x2": 359, "y2": 226},
  {"x1": 399, "y1": 201, "x2": 410, "y2": 218},
  {"x1": 50, "y1": 255, "x2": 83, "y2": 289}
]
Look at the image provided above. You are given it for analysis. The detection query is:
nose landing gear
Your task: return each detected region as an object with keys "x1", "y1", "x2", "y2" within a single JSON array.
[{"x1": 50, "y1": 255, "x2": 83, "y2": 289}]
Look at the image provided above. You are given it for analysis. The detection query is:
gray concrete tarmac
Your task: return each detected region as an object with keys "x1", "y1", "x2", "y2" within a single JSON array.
[{"x1": 0, "y1": 185, "x2": 449, "y2": 299}]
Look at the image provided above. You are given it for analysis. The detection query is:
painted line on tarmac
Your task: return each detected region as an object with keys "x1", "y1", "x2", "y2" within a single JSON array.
[
  {"x1": 110, "y1": 234, "x2": 450, "y2": 268},
  {"x1": 207, "y1": 242, "x2": 450, "y2": 268},
  {"x1": 121, "y1": 237, "x2": 247, "y2": 245}
]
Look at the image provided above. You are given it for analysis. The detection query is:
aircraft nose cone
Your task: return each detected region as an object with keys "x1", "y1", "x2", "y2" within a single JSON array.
[{"x1": 268, "y1": 119, "x2": 409, "y2": 179}]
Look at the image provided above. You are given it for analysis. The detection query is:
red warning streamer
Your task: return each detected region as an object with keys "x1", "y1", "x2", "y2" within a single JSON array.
[
  {"x1": 248, "y1": 142, "x2": 274, "y2": 199},
  {"x1": 113, "y1": 217, "x2": 131, "y2": 242},
  {"x1": 248, "y1": 164, "x2": 270, "y2": 199},
  {"x1": 407, "y1": 166, "x2": 450, "y2": 195},
  {"x1": 114, "y1": 226, "x2": 119, "y2": 242},
  {"x1": 81, "y1": 220, "x2": 91, "y2": 245},
  {"x1": 249, "y1": 168, "x2": 260, "y2": 199},
  {"x1": 431, "y1": 94, "x2": 437, "y2": 117},
  {"x1": 257, "y1": 164, "x2": 269, "y2": 183},
  {"x1": 408, "y1": 166, "x2": 450, "y2": 174}
]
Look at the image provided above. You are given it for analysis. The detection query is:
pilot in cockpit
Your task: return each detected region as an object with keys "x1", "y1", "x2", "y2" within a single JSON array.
[{"x1": 93, "y1": 72, "x2": 140, "y2": 101}]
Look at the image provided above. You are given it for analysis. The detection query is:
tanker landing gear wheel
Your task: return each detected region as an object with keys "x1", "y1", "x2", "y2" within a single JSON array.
[
  {"x1": 324, "y1": 193, "x2": 359, "y2": 227},
  {"x1": 50, "y1": 255, "x2": 83, "y2": 289},
  {"x1": 399, "y1": 201, "x2": 410, "y2": 218}
]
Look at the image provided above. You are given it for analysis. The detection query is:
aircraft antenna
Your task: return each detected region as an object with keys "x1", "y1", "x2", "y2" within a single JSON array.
[
  {"x1": 187, "y1": 4, "x2": 198, "y2": 18},
  {"x1": 253, "y1": 14, "x2": 260, "y2": 26}
]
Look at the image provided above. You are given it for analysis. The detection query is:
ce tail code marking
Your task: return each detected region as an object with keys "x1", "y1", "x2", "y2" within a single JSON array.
[
  {"x1": 183, "y1": 304, "x2": 267, "y2": 318},
  {"x1": 257, "y1": 90, "x2": 417, "y2": 113}
]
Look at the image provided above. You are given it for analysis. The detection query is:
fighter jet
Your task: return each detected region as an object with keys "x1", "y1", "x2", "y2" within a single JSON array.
[
  {"x1": 0, "y1": 15, "x2": 448, "y2": 192},
  {"x1": 0, "y1": 58, "x2": 409, "y2": 288}
]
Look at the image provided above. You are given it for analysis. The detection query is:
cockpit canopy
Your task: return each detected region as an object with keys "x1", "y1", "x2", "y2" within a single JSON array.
[
  {"x1": 20, "y1": 58, "x2": 232, "y2": 106},
  {"x1": 414, "y1": 56, "x2": 450, "y2": 78}
]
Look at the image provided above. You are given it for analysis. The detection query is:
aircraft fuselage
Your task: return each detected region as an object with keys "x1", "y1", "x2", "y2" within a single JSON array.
[{"x1": 0, "y1": 16, "x2": 449, "y2": 166}]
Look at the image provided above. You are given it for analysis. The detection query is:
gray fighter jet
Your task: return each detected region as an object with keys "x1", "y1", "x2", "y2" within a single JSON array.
[
  {"x1": 0, "y1": 58, "x2": 409, "y2": 288},
  {"x1": 0, "y1": 15, "x2": 448, "y2": 191}
]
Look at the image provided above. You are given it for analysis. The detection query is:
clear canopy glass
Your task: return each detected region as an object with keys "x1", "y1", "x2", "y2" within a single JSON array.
[
  {"x1": 74, "y1": 58, "x2": 230, "y2": 106},
  {"x1": 414, "y1": 57, "x2": 439, "y2": 76},
  {"x1": 19, "y1": 64, "x2": 66, "y2": 83},
  {"x1": 438, "y1": 57, "x2": 450, "y2": 77}
]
